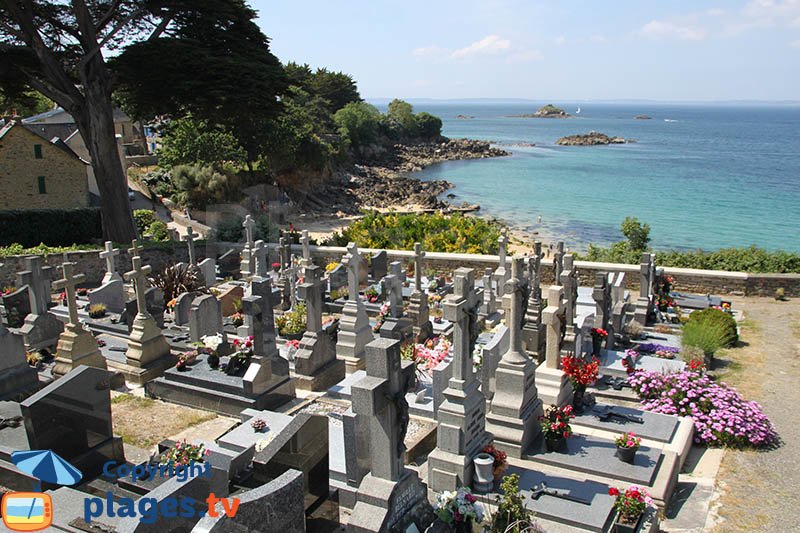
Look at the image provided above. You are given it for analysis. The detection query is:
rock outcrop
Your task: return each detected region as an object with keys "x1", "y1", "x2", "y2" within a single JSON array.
[
  {"x1": 511, "y1": 104, "x2": 570, "y2": 118},
  {"x1": 555, "y1": 131, "x2": 628, "y2": 146}
]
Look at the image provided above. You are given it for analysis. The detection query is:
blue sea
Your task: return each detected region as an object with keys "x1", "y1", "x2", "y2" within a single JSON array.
[{"x1": 394, "y1": 103, "x2": 800, "y2": 252}]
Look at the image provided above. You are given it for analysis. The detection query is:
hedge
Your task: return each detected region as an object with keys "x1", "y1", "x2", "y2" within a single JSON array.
[{"x1": 0, "y1": 208, "x2": 103, "y2": 247}]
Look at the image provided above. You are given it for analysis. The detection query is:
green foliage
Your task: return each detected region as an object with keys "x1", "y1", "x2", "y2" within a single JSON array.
[
  {"x1": 681, "y1": 320, "x2": 729, "y2": 356},
  {"x1": 490, "y1": 474, "x2": 535, "y2": 533},
  {"x1": 211, "y1": 214, "x2": 279, "y2": 243},
  {"x1": 284, "y1": 63, "x2": 360, "y2": 116},
  {"x1": 325, "y1": 211, "x2": 501, "y2": 254},
  {"x1": 275, "y1": 303, "x2": 307, "y2": 335},
  {"x1": 333, "y1": 102, "x2": 383, "y2": 152},
  {"x1": 148, "y1": 263, "x2": 209, "y2": 308},
  {"x1": 148, "y1": 221, "x2": 170, "y2": 242},
  {"x1": 621, "y1": 216, "x2": 651, "y2": 251},
  {"x1": 415, "y1": 112, "x2": 443, "y2": 139},
  {"x1": 133, "y1": 210, "x2": 158, "y2": 237},
  {"x1": 0, "y1": 88, "x2": 52, "y2": 117},
  {"x1": 170, "y1": 164, "x2": 241, "y2": 209},
  {"x1": 0, "y1": 243, "x2": 99, "y2": 258},
  {"x1": 0, "y1": 208, "x2": 102, "y2": 247},
  {"x1": 158, "y1": 117, "x2": 247, "y2": 169},
  {"x1": 387, "y1": 99, "x2": 418, "y2": 137},
  {"x1": 687, "y1": 308, "x2": 738, "y2": 348}
]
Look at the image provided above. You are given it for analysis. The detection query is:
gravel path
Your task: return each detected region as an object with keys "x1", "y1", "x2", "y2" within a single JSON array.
[{"x1": 710, "y1": 297, "x2": 800, "y2": 531}]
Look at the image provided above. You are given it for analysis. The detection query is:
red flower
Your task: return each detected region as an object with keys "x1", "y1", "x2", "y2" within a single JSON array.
[
  {"x1": 563, "y1": 431, "x2": 570, "y2": 438},
  {"x1": 608, "y1": 487, "x2": 619, "y2": 496},
  {"x1": 465, "y1": 493, "x2": 476, "y2": 503}
]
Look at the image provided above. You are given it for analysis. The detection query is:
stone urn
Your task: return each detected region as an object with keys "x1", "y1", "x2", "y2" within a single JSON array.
[
  {"x1": 473, "y1": 453, "x2": 495, "y2": 493},
  {"x1": 613, "y1": 511, "x2": 643, "y2": 533}
]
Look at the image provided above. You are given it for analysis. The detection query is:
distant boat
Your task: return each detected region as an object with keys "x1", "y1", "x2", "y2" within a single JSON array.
[
  {"x1": 575, "y1": 107, "x2": 581, "y2": 114},
  {"x1": 664, "y1": 119, "x2": 678, "y2": 122}
]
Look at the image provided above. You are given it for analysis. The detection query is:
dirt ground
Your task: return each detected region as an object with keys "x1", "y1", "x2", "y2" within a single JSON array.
[
  {"x1": 111, "y1": 393, "x2": 218, "y2": 449},
  {"x1": 708, "y1": 297, "x2": 800, "y2": 531}
]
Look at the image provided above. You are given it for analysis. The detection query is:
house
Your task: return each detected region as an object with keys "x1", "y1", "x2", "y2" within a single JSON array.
[{"x1": 0, "y1": 120, "x2": 90, "y2": 210}]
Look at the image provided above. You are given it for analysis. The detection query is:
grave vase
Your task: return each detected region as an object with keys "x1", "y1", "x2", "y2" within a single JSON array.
[
  {"x1": 454, "y1": 520, "x2": 472, "y2": 533},
  {"x1": 592, "y1": 335, "x2": 603, "y2": 356},
  {"x1": 545, "y1": 434, "x2": 565, "y2": 453},
  {"x1": 616, "y1": 445, "x2": 637, "y2": 464},
  {"x1": 473, "y1": 453, "x2": 495, "y2": 493},
  {"x1": 572, "y1": 384, "x2": 586, "y2": 412},
  {"x1": 613, "y1": 511, "x2": 643, "y2": 533}
]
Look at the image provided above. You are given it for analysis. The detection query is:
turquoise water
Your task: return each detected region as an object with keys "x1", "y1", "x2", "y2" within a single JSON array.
[{"x1": 401, "y1": 103, "x2": 800, "y2": 252}]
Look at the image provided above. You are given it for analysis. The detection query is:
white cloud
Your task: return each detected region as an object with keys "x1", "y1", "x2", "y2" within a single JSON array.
[
  {"x1": 505, "y1": 49, "x2": 544, "y2": 63},
  {"x1": 726, "y1": 0, "x2": 800, "y2": 34},
  {"x1": 590, "y1": 35, "x2": 609, "y2": 44},
  {"x1": 451, "y1": 35, "x2": 511, "y2": 58},
  {"x1": 554, "y1": 35, "x2": 567, "y2": 46},
  {"x1": 412, "y1": 45, "x2": 447, "y2": 58},
  {"x1": 638, "y1": 20, "x2": 707, "y2": 41},
  {"x1": 790, "y1": 38, "x2": 800, "y2": 47}
]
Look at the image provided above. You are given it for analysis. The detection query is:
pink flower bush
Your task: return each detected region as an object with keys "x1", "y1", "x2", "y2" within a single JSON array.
[{"x1": 627, "y1": 369, "x2": 777, "y2": 448}]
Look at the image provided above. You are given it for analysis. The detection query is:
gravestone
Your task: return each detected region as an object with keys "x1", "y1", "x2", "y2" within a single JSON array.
[
  {"x1": 552, "y1": 241, "x2": 565, "y2": 284},
  {"x1": 189, "y1": 294, "x2": 228, "y2": 347},
  {"x1": 635, "y1": 252, "x2": 656, "y2": 326},
  {"x1": 592, "y1": 272, "x2": 613, "y2": 349},
  {"x1": 99, "y1": 241, "x2": 122, "y2": 283},
  {"x1": 480, "y1": 325, "x2": 509, "y2": 402},
  {"x1": 88, "y1": 278, "x2": 125, "y2": 314},
  {"x1": 276, "y1": 238, "x2": 291, "y2": 311},
  {"x1": 184, "y1": 226, "x2": 198, "y2": 266},
  {"x1": 2, "y1": 286, "x2": 30, "y2": 328},
  {"x1": 560, "y1": 255, "x2": 579, "y2": 356},
  {"x1": 119, "y1": 287, "x2": 164, "y2": 330},
  {"x1": 293, "y1": 265, "x2": 344, "y2": 391},
  {"x1": 379, "y1": 262, "x2": 414, "y2": 343},
  {"x1": 18, "y1": 256, "x2": 63, "y2": 350},
  {"x1": 51, "y1": 261, "x2": 107, "y2": 377},
  {"x1": 611, "y1": 272, "x2": 630, "y2": 344},
  {"x1": 219, "y1": 284, "x2": 245, "y2": 317},
  {"x1": 237, "y1": 294, "x2": 287, "y2": 398},
  {"x1": 494, "y1": 231, "x2": 510, "y2": 298},
  {"x1": 119, "y1": 247, "x2": 173, "y2": 384},
  {"x1": 301, "y1": 230, "x2": 312, "y2": 267},
  {"x1": 21, "y1": 366, "x2": 125, "y2": 476},
  {"x1": 428, "y1": 268, "x2": 491, "y2": 492},
  {"x1": 486, "y1": 257, "x2": 544, "y2": 458},
  {"x1": 250, "y1": 277, "x2": 279, "y2": 360},
  {"x1": 480, "y1": 267, "x2": 497, "y2": 319},
  {"x1": 537, "y1": 285, "x2": 573, "y2": 407},
  {"x1": 253, "y1": 240, "x2": 268, "y2": 277},
  {"x1": 0, "y1": 314, "x2": 38, "y2": 399},
  {"x1": 328, "y1": 264, "x2": 348, "y2": 293},
  {"x1": 173, "y1": 291, "x2": 196, "y2": 326},
  {"x1": 336, "y1": 243, "x2": 374, "y2": 373},
  {"x1": 522, "y1": 242, "x2": 546, "y2": 361},
  {"x1": 369, "y1": 250, "x2": 388, "y2": 281},
  {"x1": 198, "y1": 257, "x2": 217, "y2": 287},
  {"x1": 349, "y1": 338, "x2": 435, "y2": 532},
  {"x1": 240, "y1": 215, "x2": 257, "y2": 277},
  {"x1": 406, "y1": 243, "x2": 433, "y2": 342}
]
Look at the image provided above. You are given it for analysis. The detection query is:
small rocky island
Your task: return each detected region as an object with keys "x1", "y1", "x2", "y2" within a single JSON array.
[
  {"x1": 634, "y1": 115, "x2": 652, "y2": 120},
  {"x1": 510, "y1": 104, "x2": 570, "y2": 118},
  {"x1": 556, "y1": 131, "x2": 629, "y2": 146}
]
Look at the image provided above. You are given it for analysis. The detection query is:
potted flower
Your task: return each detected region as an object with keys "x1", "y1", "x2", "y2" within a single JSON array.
[
  {"x1": 76, "y1": 287, "x2": 89, "y2": 297},
  {"x1": 275, "y1": 303, "x2": 307, "y2": 340},
  {"x1": 251, "y1": 418, "x2": 268, "y2": 432},
  {"x1": 538, "y1": 405, "x2": 574, "y2": 452},
  {"x1": 373, "y1": 303, "x2": 390, "y2": 333},
  {"x1": 285, "y1": 339, "x2": 301, "y2": 361},
  {"x1": 175, "y1": 350, "x2": 198, "y2": 371},
  {"x1": 271, "y1": 262, "x2": 281, "y2": 273},
  {"x1": 434, "y1": 487, "x2": 484, "y2": 532},
  {"x1": 230, "y1": 311, "x2": 244, "y2": 327},
  {"x1": 200, "y1": 334, "x2": 224, "y2": 369},
  {"x1": 590, "y1": 327, "x2": 608, "y2": 355},
  {"x1": 364, "y1": 286, "x2": 380, "y2": 303},
  {"x1": 561, "y1": 355, "x2": 599, "y2": 411},
  {"x1": 482, "y1": 443, "x2": 508, "y2": 480},
  {"x1": 160, "y1": 439, "x2": 209, "y2": 466},
  {"x1": 88, "y1": 303, "x2": 107, "y2": 319},
  {"x1": 614, "y1": 432, "x2": 641, "y2": 463},
  {"x1": 227, "y1": 336, "x2": 254, "y2": 375},
  {"x1": 609, "y1": 485, "x2": 654, "y2": 533}
]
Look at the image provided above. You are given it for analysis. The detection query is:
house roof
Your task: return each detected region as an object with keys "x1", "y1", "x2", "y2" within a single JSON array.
[
  {"x1": 0, "y1": 120, "x2": 88, "y2": 164},
  {"x1": 23, "y1": 106, "x2": 131, "y2": 125}
]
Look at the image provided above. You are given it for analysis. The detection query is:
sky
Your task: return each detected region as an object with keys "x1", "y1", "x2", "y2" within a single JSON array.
[{"x1": 251, "y1": 0, "x2": 800, "y2": 102}]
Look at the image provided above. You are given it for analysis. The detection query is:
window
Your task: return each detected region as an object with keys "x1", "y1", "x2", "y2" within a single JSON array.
[
  {"x1": 33, "y1": 144, "x2": 42, "y2": 159},
  {"x1": 37, "y1": 176, "x2": 46, "y2": 194}
]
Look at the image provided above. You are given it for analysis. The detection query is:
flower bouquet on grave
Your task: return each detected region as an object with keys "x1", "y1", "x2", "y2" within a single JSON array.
[
  {"x1": 364, "y1": 286, "x2": 380, "y2": 303},
  {"x1": 482, "y1": 444, "x2": 508, "y2": 480},
  {"x1": 614, "y1": 432, "x2": 641, "y2": 463},
  {"x1": 539, "y1": 405, "x2": 574, "y2": 452},
  {"x1": 561, "y1": 355, "x2": 599, "y2": 410},
  {"x1": 285, "y1": 339, "x2": 300, "y2": 361},
  {"x1": 226, "y1": 336, "x2": 254, "y2": 375},
  {"x1": 590, "y1": 327, "x2": 608, "y2": 355},
  {"x1": 200, "y1": 334, "x2": 224, "y2": 369},
  {"x1": 251, "y1": 418, "x2": 268, "y2": 432},
  {"x1": 76, "y1": 287, "x2": 88, "y2": 297},
  {"x1": 434, "y1": 487, "x2": 484, "y2": 532},
  {"x1": 166, "y1": 298, "x2": 177, "y2": 313},
  {"x1": 622, "y1": 349, "x2": 640, "y2": 374},
  {"x1": 160, "y1": 439, "x2": 209, "y2": 466},
  {"x1": 608, "y1": 485, "x2": 654, "y2": 533},
  {"x1": 230, "y1": 311, "x2": 244, "y2": 327},
  {"x1": 271, "y1": 262, "x2": 281, "y2": 273},
  {"x1": 373, "y1": 303, "x2": 390, "y2": 333}
]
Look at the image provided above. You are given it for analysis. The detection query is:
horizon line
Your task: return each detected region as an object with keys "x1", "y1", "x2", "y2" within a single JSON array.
[{"x1": 365, "y1": 97, "x2": 800, "y2": 105}]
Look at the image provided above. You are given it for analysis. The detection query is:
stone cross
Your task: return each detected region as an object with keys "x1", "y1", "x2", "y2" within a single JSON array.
[
  {"x1": 553, "y1": 241, "x2": 564, "y2": 282},
  {"x1": 385, "y1": 262, "x2": 404, "y2": 318},
  {"x1": 253, "y1": 240, "x2": 267, "y2": 277},
  {"x1": 301, "y1": 230, "x2": 311, "y2": 266},
  {"x1": 413, "y1": 242, "x2": 425, "y2": 292},
  {"x1": 560, "y1": 255, "x2": 577, "y2": 328},
  {"x1": 240, "y1": 295, "x2": 264, "y2": 354},
  {"x1": 184, "y1": 226, "x2": 197, "y2": 265},
  {"x1": 501, "y1": 258, "x2": 527, "y2": 365},
  {"x1": 351, "y1": 338, "x2": 415, "y2": 482},
  {"x1": 543, "y1": 286, "x2": 566, "y2": 368},
  {"x1": 288, "y1": 256, "x2": 299, "y2": 308},
  {"x1": 443, "y1": 268, "x2": 482, "y2": 381},
  {"x1": 242, "y1": 215, "x2": 256, "y2": 250},
  {"x1": 52, "y1": 262, "x2": 85, "y2": 327},
  {"x1": 124, "y1": 255, "x2": 152, "y2": 320},
  {"x1": 593, "y1": 272, "x2": 611, "y2": 334},
  {"x1": 528, "y1": 241, "x2": 544, "y2": 299},
  {"x1": 344, "y1": 242, "x2": 362, "y2": 302},
  {"x1": 640, "y1": 252, "x2": 655, "y2": 298},
  {"x1": 278, "y1": 237, "x2": 289, "y2": 275},
  {"x1": 298, "y1": 264, "x2": 324, "y2": 332},
  {"x1": 129, "y1": 239, "x2": 143, "y2": 258},
  {"x1": 481, "y1": 267, "x2": 496, "y2": 316},
  {"x1": 498, "y1": 231, "x2": 508, "y2": 268},
  {"x1": 99, "y1": 241, "x2": 121, "y2": 281},
  {"x1": 19, "y1": 256, "x2": 54, "y2": 315}
]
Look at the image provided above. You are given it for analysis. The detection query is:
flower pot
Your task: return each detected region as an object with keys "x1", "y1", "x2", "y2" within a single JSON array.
[
  {"x1": 545, "y1": 435, "x2": 565, "y2": 452},
  {"x1": 454, "y1": 519, "x2": 472, "y2": 533},
  {"x1": 616, "y1": 445, "x2": 637, "y2": 464},
  {"x1": 473, "y1": 453, "x2": 495, "y2": 493},
  {"x1": 592, "y1": 336, "x2": 603, "y2": 356},
  {"x1": 207, "y1": 354, "x2": 220, "y2": 369},
  {"x1": 282, "y1": 332, "x2": 304, "y2": 341},
  {"x1": 572, "y1": 385, "x2": 586, "y2": 412},
  {"x1": 613, "y1": 511, "x2": 643, "y2": 533}
]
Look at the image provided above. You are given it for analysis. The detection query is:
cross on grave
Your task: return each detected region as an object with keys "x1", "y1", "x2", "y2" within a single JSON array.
[
  {"x1": 528, "y1": 241, "x2": 544, "y2": 300},
  {"x1": 184, "y1": 227, "x2": 197, "y2": 265},
  {"x1": 52, "y1": 262, "x2": 85, "y2": 327},
  {"x1": 498, "y1": 231, "x2": 508, "y2": 267},
  {"x1": 253, "y1": 240, "x2": 267, "y2": 277},
  {"x1": 413, "y1": 242, "x2": 425, "y2": 292},
  {"x1": 543, "y1": 286, "x2": 566, "y2": 368},
  {"x1": 443, "y1": 268, "x2": 482, "y2": 381},
  {"x1": 593, "y1": 272, "x2": 612, "y2": 335},
  {"x1": 501, "y1": 257, "x2": 527, "y2": 364},
  {"x1": 240, "y1": 295, "x2": 264, "y2": 352},
  {"x1": 99, "y1": 241, "x2": 121, "y2": 281},
  {"x1": 20, "y1": 256, "x2": 55, "y2": 315},
  {"x1": 288, "y1": 255, "x2": 300, "y2": 308},
  {"x1": 560, "y1": 255, "x2": 578, "y2": 327},
  {"x1": 384, "y1": 262, "x2": 404, "y2": 318},
  {"x1": 124, "y1": 256, "x2": 152, "y2": 320},
  {"x1": 553, "y1": 241, "x2": 565, "y2": 282},
  {"x1": 298, "y1": 265, "x2": 324, "y2": 332},
  {"x1": 343, "y1": 242, "x2": 362, "y2": 301},
  {"x1": 129, "y1": 239, "x2": 143, "y2": 258},
  {"x1": 301, "y1": 230, "x2": 311, "y2": 266},
  {"x1": 278, "y1": 237, "x2": 289, "y2": 274},
  {"x1": 242, "y1": 215, "x2": 256, "y2": 250},
  {"x1": 351, "y1": 338, "x2": 415, "y2": 481}
]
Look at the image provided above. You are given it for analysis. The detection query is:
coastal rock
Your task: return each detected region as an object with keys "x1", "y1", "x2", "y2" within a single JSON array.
[
  {"x1": 455, "y1": 115, "x2": 475, "y2": 119},
  {"x1": 511, "y1": 104, "x2": 570, "y2": 119},
  {"x1": 634, "y1": 115, "x2": 652, "y2": 120},
  {"x1": 555, "y1": 131, "x2": 628, "y2": 146}
]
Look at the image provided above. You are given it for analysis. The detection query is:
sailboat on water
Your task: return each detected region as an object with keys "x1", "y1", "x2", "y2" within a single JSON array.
[{"x1": 575, "y1": 107, "x2": 581, "y2": 115}]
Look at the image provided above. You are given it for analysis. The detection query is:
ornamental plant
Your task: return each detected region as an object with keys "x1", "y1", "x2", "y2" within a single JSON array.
[
  {"x1": 538, "y1": 405, "x2": 574, "y2": 440},
  {"x1": 590, "y1": 327, "x2": 608, "y2": 340},
  {"x1": 373, "y1": 303, "x2": 390, "y2": 333},
  {"x1": 232, "y1": 336, "x2": 254, "y2": 361},
  {"x1": 614, "y1": 432, "x2": 641, "y2": 449},
  {"x1": 176, "y1": 350, "x2": 198, "y2": 369},
  {"x1": 251, "y1": 418, "x2": 268, "y2": 432},
  {"x1": 482, "y1": 444, "x2": 508, "y2": 478},
  {"x1": 609, "y1": 485, "x2": 654, "y2": 524},
  {"x1": 160, "y1": 440, "x2": 208, "y2": 466},
  {"x1": 488, "y1": 473, "x2": 544, "y2": 533},
  {"x1": 275, "y1": 303, "x2": 307, "y2": 335},
  {"x1": 636, "y1": 343, "x2": 680, "y2": 359},
  {"x1": 434, "y1": 487, "x2": 484, "y2": 526},
  {"x1": 364, "y1": 286, "x2": 380, "y2": 303},
  {"x1": 561, "y1": 355, "x2": 600, "y2": 388},
  {"x1": 627, "y1": 369, "x2": 777, "y2": 448},
  {"x1": 88, "y1": 303, "x2": 107, "y2": 318}
]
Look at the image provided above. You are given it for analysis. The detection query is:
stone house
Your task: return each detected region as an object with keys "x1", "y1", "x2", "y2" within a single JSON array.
[{"x1": 0, "y1": 120, "x2": 90, "y2": 210}]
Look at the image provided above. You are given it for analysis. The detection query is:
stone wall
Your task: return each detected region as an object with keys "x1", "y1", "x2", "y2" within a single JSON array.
[{"x1": 0, "y1": 122, "x2": 89, "y2": 210}]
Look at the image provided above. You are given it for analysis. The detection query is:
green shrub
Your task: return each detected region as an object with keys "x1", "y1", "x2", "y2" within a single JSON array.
[
  {"x1": 489, "y1": 473, "x2": 538, "y2": 532},
  {"x1": 681, "y1": 320, "x2": 729, "y2": 356},
  {"x1": 687, "y1": 308, "x2": 738, "y2": 348},
  {"x1": 170, "y1": 164, "x2": 241, "y2": 209},
  {"x1": 211, "y1": 214, "x2": 279, "y2": 243},
  {"x1": 148, "y1": 221, "x2": 170, "y2": 241},
  {"x1": 325, "y1": 211, "x2": 502, "y2": 254},
  {"x1": 0, "y1": 208, "x2": 102, "y2": 247},
  {"x1": 133, "y1": 209, "x2": 158, "y2": 236}
]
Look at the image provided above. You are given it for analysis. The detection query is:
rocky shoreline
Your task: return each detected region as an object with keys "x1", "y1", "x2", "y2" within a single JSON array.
[
  {"x1": 556, "y1": 131, "x2": 630, "y2": 146},
  {"x1": 295, "y1": 138, "x2": 509, "y2": 214}
]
